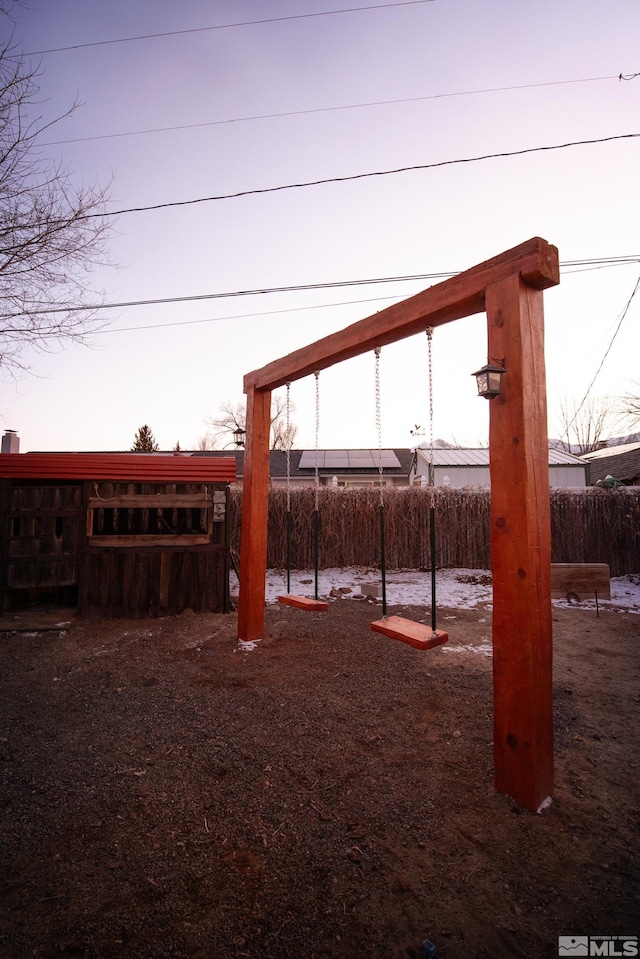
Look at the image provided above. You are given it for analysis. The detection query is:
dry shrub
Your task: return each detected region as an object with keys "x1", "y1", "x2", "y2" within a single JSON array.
[{"x1": 229, "y1": 485, "x2": 640, "y2": 575}]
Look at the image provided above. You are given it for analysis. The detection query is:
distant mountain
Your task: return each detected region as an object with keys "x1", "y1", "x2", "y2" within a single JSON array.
[{"x1": 549, "y1": 431, "x2": 640, "y2": 455}]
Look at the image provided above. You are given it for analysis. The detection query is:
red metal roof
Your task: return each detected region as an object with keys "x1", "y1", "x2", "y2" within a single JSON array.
[{"x1": 0, "y1": 453, "x2": 236, "y2": 483}]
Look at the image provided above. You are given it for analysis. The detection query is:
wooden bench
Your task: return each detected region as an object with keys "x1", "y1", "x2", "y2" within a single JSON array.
[{"x1": 550, "y1": 563, "x2": 611, "y2": 602}]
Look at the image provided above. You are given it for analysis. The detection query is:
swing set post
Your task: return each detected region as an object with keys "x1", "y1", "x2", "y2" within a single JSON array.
[
  {"x1": 237, "y1": 385, "x2": 272, "y2": 642},
  {"x1": 486, "y1": 273, "x2": 554, "y2": 812}
]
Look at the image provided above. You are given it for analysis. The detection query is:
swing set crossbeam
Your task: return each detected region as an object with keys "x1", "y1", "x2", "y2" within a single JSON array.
[
  {"x1": 371, "y1": 616, "x2": 448, "y2": 650},
  {"x1": 277, "y1": 595, "x2": 329, "y2": 612}
]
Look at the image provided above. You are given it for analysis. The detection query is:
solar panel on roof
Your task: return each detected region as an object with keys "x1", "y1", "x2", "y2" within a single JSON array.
[{"x1": 298, "y1": 450, "x2": 401, "y2": 470}]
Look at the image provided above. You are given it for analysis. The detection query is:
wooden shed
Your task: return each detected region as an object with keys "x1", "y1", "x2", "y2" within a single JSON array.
[{"x1": 0, "y1": 453, "x2": 236, "y2": 617}]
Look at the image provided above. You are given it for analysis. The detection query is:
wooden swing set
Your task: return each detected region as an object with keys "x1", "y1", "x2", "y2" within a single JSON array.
[{"x1": 238, "y1": 237, "x2": 560, "y2": 813}]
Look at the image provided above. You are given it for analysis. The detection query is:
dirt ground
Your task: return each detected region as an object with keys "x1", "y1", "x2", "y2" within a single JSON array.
[{"x1": 0, "y1": 586, "x2": 638, "y2": 959}]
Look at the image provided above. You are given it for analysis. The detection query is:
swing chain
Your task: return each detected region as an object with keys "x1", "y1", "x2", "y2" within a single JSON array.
[
  {"x1": 374, "y1": 347, "x2": 384, "y2": 506},
  {"x1": 285, "y1": 382, "x2": 291, "y2": 514},
  {"x1": 426, "y1": 328, "x2": 435, "y2": 504},
  {"x1": 314, "y1": 371, "x2": 320, "y2": 513}
]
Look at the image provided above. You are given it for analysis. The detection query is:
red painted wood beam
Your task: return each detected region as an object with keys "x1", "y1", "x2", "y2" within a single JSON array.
[
  {"x1": 237, "y1": 386, "x2": 272, "y2": 641},
  {"x1": 487, "y1": 274, "x2": 554, "y2": 812},
  {"x1": 244, "y1": 237, "x2": 558, "y2": 393}
]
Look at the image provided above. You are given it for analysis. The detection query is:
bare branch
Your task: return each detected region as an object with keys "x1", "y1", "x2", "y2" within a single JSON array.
[
  {"x1": 0, "y1": 26, "x2": 113, "y2": 379},
  {"x1": 203, "y1": 397, "x2": 298, "y2": 450},
  {"x1": 618, "y1": 380, "x2": 640, "y2": 429},
  {"x1": 555, "y1": 395, "x2": 618, "y2": 454}
]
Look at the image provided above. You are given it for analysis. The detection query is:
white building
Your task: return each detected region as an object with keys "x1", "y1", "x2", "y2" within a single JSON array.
[{"x1": 411, "y1": 446, "x2": 587, "y2": 488}]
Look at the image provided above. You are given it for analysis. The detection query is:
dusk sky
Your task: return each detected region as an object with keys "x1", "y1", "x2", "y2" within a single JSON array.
[{"x1": 3, "y1": 0, "x2": 639, "y2": 452}]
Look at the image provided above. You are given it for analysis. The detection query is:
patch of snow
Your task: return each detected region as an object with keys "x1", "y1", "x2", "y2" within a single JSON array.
[
  {"x1": 230, "y1": 568, "x2": 640, "y2": 613},
  {"x1": 236, "y1": 639, "x2": 261, "y2": 653},
  {"x1": 442, "y1": 644, "x2": 493, "y2": 658}
]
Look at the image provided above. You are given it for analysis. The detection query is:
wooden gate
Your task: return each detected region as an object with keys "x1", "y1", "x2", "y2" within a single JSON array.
[{"x1": 0, "y1": 480, "x2": 81, "y2": 609}]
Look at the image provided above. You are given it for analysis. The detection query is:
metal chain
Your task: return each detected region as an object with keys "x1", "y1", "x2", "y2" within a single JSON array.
[
  {"x1": 285, "y1": 382, "x2": 291, "y2": 514},
  {"x1": 314, "y1": 371, "x2": 320, "y2": 512},
  {"x1": 427, "y1": 328, "x2": 435, "y2": 504},
  {"x1": 375, "y1": 347, "x2": 384, "y2": 506}
]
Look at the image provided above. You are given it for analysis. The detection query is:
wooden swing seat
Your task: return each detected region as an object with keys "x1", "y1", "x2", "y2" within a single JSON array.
[
  {"x1": 371, "y1": 615, "x2": 448, "y2": 650},
  {"x1": 277, "y1": 595, "x2": 329, "y2": 612}
]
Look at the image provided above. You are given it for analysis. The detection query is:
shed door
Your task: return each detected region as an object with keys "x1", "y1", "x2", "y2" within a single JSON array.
[{"x1": 6, "y1": 483, "x2": 82, "y2": 590}]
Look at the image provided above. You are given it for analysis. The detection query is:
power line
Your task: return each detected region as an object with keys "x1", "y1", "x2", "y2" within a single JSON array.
[
  {"x1": 105, "y1": 294, "x2": 401, "y2": 334},
  {"x1": 0, "y1": 272, "x2": 456, "y2": 320},
  {"x1": 42, "y1": 75, "x2": 623, "y2": 147},
  {"x1": 22, "y1": 1, "x2": 437, "y2": 57},
  {"x1": 571, "y1": 272, "x2": 640, "y2": 419},
  {"x1": 3, "y1": 256, "x2": 637, "y2": 323},
  {"x1": 72, "y1": 132, "x2": 640, "y2": 223}
]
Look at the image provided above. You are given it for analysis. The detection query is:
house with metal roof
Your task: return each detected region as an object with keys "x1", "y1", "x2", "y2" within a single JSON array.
[
  {"x1": 580, "y1": 442, "x2": 640, "y2": 486},
  {"x1": 411, "y1": 446, "x2": 588, "y2": 488}
]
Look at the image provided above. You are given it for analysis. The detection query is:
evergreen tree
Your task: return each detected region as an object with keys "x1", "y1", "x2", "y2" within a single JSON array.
[{"x1": 131, "y1": 425, "x2": 159, "y2": 452}]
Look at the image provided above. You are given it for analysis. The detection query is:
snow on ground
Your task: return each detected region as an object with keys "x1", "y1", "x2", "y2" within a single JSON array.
[{"x1": 230, "y1": 568, "x2": 640, "y2": 614}]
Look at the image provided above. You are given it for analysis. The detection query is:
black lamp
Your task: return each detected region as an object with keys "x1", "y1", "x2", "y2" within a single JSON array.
[
  {"x1": 233, "y1": 426, "x2": 246, "y2": 448},
  {"x1": 472, "y1": 359, "x2": 507, "y2": 399}
]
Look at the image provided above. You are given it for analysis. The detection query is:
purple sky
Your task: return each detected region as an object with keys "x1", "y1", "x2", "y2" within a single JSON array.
[{"x1": 3, "y1": 0, "x2": 639, "y2": 451}]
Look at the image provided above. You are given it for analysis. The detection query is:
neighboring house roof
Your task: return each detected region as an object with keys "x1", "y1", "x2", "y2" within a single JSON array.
[
  {"x1": 194, "y1": 449, "x2": 414, "y2": 479},
  {"x1": 0, "y1": 453, "x2": 236, "y2": 483},
  {"x1": 580, "y1": 444, "x2": 640, "y2": 485},
  {"x1": 581, "y1": 441, "x2": 640, "y2": 461},
  {"x1": 413, "y1": 446, "x2": 585, "y2": 467}
]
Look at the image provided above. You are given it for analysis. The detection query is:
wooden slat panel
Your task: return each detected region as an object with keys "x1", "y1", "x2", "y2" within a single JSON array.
[
  {"x1": 87, "y1": 494, "x2": 210, "y2": 508},
  {"x1": 88, "y1": 534, "x2": 211, "y2": 548},
  {"x1": 551, "y1": 563, "x2": 610, "y2": 599}
]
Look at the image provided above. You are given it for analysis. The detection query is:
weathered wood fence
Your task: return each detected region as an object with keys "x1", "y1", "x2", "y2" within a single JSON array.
[{"x1": 228, "y1": 486, "x2": 640, "y2": 576}]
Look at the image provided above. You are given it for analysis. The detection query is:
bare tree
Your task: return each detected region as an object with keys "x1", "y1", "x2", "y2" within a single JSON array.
[
  {"x1": 202, "y1": 396, "x2": 298, "y2": 450},
  {"x1": 555, "y1": 395, "x2": 616, "y2": 455},
  {"x1": 0, "y1": 25, "x2": 112, "y2": 379},
  {"x1": 619, "y1": 381, "x2": 640, "y2": 430},
  {"x1": 0, "y1": 1, "x2": 29, "y2": 17}
]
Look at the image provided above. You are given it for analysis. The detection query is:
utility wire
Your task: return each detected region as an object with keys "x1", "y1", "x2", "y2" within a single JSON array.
[
  {"x1": 2, "y1": 257, "x2": 637, "y2": 323},
  {"x1": 0, "y1": 273, "x2": 456, "y2": 320},
  {"x1": 69, "y1": 132, "x2": 640, "y2": 223},
  {"x1": 22, "y1": 1, "x2": 437, "y2": 56},
  {"x1": 569, "y1": 272, "x2": 640, "y2": 426},
  {"x1": 42, "y1": 75, "x2": 626, "y2": 147},
  {"x1": 105, "y1": 294, "x2": 400, "y2": 334}
]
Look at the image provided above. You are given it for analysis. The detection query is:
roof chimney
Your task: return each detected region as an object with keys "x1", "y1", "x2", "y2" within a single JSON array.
[{"x1": 1, "y1": 430, "x2": 19, "y2": 454}]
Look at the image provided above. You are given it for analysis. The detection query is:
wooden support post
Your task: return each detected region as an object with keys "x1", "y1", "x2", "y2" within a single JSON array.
[
  {"x1": 237, "y1": 386, "x2": 272, "y2": 641},
  {"x1": 486, "y1": 274, "x2": 554, "y2": 812}
]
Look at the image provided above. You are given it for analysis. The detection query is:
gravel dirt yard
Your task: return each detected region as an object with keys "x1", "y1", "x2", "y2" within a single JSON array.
[{"x1": 0, "y1": 584, "x2": 638, "y2": 959}]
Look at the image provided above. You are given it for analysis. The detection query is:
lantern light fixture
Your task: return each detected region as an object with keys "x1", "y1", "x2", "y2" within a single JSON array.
[
  {"x1": 472, "y1": 358, "x2": 507, "y2": 400},
  {"x1": 233, "y1": 426, "x2": 247, "y2": 448}
]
